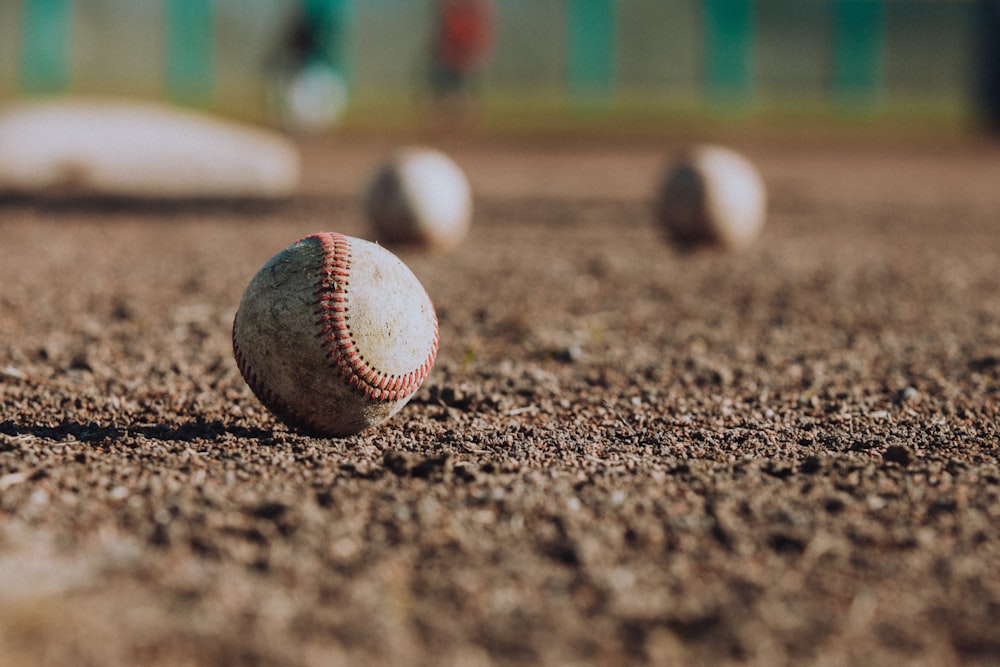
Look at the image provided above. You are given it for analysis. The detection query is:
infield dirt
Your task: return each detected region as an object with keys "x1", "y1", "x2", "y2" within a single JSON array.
[{"x1": 1, "y1": 136, "x2": 999, "y2": 666}]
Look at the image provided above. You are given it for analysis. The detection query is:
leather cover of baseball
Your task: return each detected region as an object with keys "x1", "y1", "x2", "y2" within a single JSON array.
[
  {"x1": 364, "y1": 147, "x2": 472, "y2": 250},
  {"x1": 657, "y1": 144, "x2": 766, "y2": 250},
  {"x1": 232, "y1": 232, "x2": 439, "y2": 437}
]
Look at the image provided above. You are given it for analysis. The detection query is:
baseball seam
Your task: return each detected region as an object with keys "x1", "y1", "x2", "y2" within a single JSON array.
[{"x1": 311, "y1": 232, "x2": 438, "y2": 402}]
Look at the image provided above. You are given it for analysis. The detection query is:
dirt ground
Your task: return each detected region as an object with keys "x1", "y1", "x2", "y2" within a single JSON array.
[{"x1": 1, "y1": 134, "x2": 999, "y2": 667}]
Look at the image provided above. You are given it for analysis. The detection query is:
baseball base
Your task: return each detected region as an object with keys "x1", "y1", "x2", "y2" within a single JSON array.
[
  {"x1": 0, "y1": 98, "x2": 300, "y2": 199},
  {"x1": 232, "y1": 232, "x2": 439, "y2": 437}
]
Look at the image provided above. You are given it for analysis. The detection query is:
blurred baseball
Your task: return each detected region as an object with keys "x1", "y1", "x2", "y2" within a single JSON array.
[
  {"x1": 232, "y1": 232, "x2": 439, "y2": 437},
  {"x1": 656, "y1": 145, "x2": 766, "y2": 250},
  {"x1": 363, "y1": 147, "x2": 472, "y2": 250},
  {"x1": 279, "y1": 62, "x2": 349, "y2": 135},
  {"x1": 0, "y1": 98, "x2": 300, "y2": 199}
]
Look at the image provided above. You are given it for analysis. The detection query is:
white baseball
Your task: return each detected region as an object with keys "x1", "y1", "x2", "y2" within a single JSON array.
[
  {"x1": 279, "y1": 62, "x2": 349, "y2": 135},
  {"x1": 657, "y1": 145, "x2": 767, "y2": 250},
  {"x1": 363, "y1": 147, "x2": 472, "y2": 250},
  {"x1": 232, "y1": 232, "x2": 439, "y2": 437},
  {"x1": 0, "y1": 98, "x2": 300, "y2": 199}
]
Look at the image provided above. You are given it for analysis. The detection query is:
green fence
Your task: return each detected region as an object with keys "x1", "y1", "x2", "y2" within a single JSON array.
[{"x1": 0, "y1": 0, "x2": 982, "y2": 129}]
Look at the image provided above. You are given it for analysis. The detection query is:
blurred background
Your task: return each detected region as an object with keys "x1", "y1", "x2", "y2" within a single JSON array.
[{"x1": 0, "y1": 0, "x2": 996, "y2": 139}]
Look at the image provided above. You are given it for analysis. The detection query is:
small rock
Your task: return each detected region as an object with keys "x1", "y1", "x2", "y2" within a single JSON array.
[
  {"x1": 553, "y1": 345, "x2": 583, "y2": 363},
  {"x1": 0, "y1": 366, "x2": 25, "y2": 380},
  {"x1": 883, "y1": 445, "x2": 913, "y2": 466}
]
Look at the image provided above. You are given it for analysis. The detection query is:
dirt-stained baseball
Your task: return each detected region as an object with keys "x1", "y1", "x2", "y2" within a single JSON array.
[
  {"x1": 232, "y1": 232, "x2": 439, "y2": 437},
  {"x1": 656, "y1": 144, "x2": 767, "y2": 250},
  {"x1": 363, "y1": 147, "x2": 472, "y2": 250}
]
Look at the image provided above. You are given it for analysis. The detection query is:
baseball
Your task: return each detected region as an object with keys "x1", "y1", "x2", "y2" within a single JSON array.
[
  {"x1": 0, "y1": 98, "x2": 300, "y2": 199},
  {"x1": 232, "y1": 232, "x2": 439, "y2": 437},
  {"x1": 278, "y1": 62, "x2": 349, "y2": 135},
  {"x1": 656, "y1": 144, "x2": 767, "y2": 250},
  {"x1": 363, "y1": 147, "x2": 472, "y2": 250}
]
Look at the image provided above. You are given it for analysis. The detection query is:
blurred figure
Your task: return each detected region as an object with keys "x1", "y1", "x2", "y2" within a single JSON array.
[
  {"x1": 428, "y1": 0, "x2": 496, "y2": 133},
  {"x1": 975, "y1": 0, "x2": 1000, "y2": 133},
  {"x1": 269, "y1": 3, "x2": 349, "y2": 135}
]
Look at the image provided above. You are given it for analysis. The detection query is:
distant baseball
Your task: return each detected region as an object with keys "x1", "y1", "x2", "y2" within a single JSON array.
[
  {"x1": 0, "y1": 98, "x2": 300, "y2": 199},
  {"x1": 232, "y1": 232, "x2": 439, "y2": 437},
  {"x1": 656, "y1": 145, "x2": 767, "y2": 250},
  {"x1": 279, "y1": 62, "x2": 349, "y2": 135},
  {"x1": 363, "y1": 147, "x2": 472, "y2": 250}
]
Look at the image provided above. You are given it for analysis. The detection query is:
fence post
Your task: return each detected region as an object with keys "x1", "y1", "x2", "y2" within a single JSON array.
[
  {"x1": 704, "y1": 0, "x2": 755, "y2": 107},
  {"x1": 974, "y1": 0, "x2": 1000, "y2": 131},
  {"x1": 831, "y1": 0, "x2": 884, "y2": 111},
  {"x1": 19, "y1": 0, "x2": 72, "y2": 94},
  {"x1": 165, "y1": 0, "x2": 214, "y2": 106},
  {"x1": 567, "y1": 0, "x2": 617, "y2": 108}
]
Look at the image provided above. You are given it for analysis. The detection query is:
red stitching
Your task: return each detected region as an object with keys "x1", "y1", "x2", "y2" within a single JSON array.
[{"x1": 310, "y1": 232, "x2": 438, "y2": 403}]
